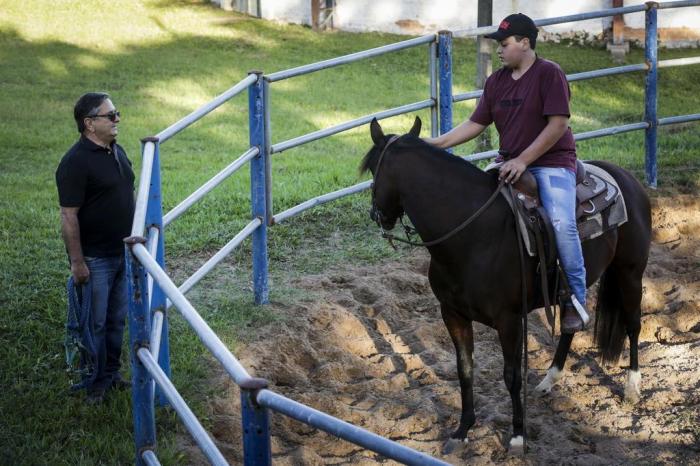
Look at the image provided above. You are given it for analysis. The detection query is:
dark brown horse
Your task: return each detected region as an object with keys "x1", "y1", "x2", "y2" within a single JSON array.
[{"x1": 360, "y1": 117, "x2": 651, "y2": 452}]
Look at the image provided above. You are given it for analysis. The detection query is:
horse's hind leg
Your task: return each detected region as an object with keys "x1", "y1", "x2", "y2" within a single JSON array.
[
  {"x1": 497, "y1": 321, "x2": 525, "y2": 452},
  {"x1": 440, "y1": 305, "x2": 475, "y2": 453},
  {"x1": 618, "y1": 265, "x2": 644, "y2": 404},
  {"x1": 535, "y1": 333, "x2": 573, "y2": 394}
]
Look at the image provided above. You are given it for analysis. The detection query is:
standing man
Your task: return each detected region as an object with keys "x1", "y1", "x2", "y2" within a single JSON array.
[
  {"x1": 425, "y1": 13, "x2": 589, "y2": 333},
  {"x1": 56, "y1": 92, "x2": 135, "y2": 403}
]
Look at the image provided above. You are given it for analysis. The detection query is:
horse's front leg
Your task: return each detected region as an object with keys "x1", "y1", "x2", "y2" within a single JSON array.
[
  {"x1": 497, "y1": 321, "x2": 525, "y2": 453},
  {"x1": 440, "y1": 305, "x2": 475, "y2": 454}
]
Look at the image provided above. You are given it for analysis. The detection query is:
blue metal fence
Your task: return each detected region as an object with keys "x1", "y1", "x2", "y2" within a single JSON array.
[{"x1": 125, "y1": 1, "x2": 700, "y2": 464}]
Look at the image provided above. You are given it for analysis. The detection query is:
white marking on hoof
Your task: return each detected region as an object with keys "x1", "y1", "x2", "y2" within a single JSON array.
[
  {"x1": 535, "y1": 366, "x2": 563, "y2": 395},
  {"x1": 508, "y1": 435, "x2": 525, "y2": 455},
  {"x1": 624, "y1": 370, "x2": 641, "y2": 404}
]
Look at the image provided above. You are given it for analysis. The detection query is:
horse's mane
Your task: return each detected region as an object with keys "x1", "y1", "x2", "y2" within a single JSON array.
[{"x1": 359, "y1": 135, "x2": 485, "y2": 179}]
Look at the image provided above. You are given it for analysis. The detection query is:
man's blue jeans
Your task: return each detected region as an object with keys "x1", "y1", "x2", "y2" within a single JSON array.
[
  {"x1": 84, "y1": 255, "x2": 127, "y2": 392},
  {"x1": 528, "y1": 166, "x2": 587, "y2": 307}
]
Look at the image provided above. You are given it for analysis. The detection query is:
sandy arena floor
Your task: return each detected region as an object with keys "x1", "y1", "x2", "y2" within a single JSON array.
[{"x1": 186, "y1": 194, "x2": 700, "y2": 465}]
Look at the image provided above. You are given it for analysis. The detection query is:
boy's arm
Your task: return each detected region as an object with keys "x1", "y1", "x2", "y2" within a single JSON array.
[{"x1": 424, "y1": 119, "x2": 488, "y2": 150}]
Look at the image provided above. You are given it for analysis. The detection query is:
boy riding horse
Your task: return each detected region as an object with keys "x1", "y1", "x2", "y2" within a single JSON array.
[{"x1": 426, "y1": 13, "x2": 588, "y2": 333}]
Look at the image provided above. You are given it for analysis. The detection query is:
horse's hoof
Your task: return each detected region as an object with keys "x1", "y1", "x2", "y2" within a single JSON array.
[
  {"x1": 535, "y1": 367, "x2": 563, "y2": 395},
  {"x1": 508, "y1": 435, "x2": 525, "y2": 455},
  {"x1": 441, "y1": 437, "x2": 468, "y2": 455},
  {"x1": 624, "y1": 370, "x2": 641, "y2": 404}
]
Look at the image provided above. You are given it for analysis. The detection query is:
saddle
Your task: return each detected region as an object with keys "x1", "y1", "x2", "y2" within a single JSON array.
[
  {"x1": 488, "y1": 160, "x2": 628, "y2": 260},
  {"x1": 486, "y1": 159, "x2": 628, "y2": 337}
]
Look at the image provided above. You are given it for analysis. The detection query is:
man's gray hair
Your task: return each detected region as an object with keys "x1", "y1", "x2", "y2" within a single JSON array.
[{"x1": 73, "y1": 92, "x2": 110, "y2": 133}]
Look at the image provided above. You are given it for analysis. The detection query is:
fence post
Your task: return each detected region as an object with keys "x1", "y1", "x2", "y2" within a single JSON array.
[
  {"x1": 438, "y1": 30, "x2": 453, "y2": 151},
  {"x1": 644, "y1": 2, "x2": 659, "y2": 188},
  {"x1": 124, "y1": 236, "x2": 156, "y2": 466},
  {"x1": 241, "y1": 378, "x2": 272, "y2": 465},
  {"x1": 248, "y1": 71, "x2": 269, "y2": 304},
  {"x1": 143, "y1": 137, "x2": 171, "y2": 406},
  {"x1": 429, "y1": 39, "x2": 439, "y2": 138}
]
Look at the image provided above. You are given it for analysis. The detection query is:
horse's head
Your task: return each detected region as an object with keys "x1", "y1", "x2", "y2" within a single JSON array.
[{"x1": 360, "y1": 116, "x2": 421, "y2": 231}]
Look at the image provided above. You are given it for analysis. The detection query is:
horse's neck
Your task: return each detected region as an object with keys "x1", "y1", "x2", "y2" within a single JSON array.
[{"x1": 396, "y1": 151, "x2": 500, "y2": 239}]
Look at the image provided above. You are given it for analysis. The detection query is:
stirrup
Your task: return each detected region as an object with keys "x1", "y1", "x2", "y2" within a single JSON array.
[{"x1": 570, "y1": 295, "x2": 590, "y2": 325}]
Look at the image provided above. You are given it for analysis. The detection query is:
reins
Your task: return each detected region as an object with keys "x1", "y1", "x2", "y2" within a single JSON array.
[
  {"x1": 370, "y1": 136, "x2": 506, "y2": 248},
  {"x1": 509, "y1": 184, "x2": 529, "y2": 454}
]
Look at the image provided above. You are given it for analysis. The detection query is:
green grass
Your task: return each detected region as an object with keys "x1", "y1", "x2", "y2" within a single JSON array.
[{"x1": 0, "y1": 0, "x2": 698, "y2": 464}]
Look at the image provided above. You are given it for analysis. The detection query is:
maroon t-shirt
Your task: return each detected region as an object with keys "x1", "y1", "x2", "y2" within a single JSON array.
[{"x1": 470, "y1": 57, "x2": 576, "y2": 172}]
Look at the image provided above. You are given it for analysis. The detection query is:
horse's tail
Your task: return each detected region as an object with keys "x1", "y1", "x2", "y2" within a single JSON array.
[{"x1": 594, "y1": 265, "x2": 627, "y2": 364}]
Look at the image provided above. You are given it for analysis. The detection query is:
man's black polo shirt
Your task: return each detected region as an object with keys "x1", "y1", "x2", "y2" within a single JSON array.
[{"x1": 56, "y1": 136, "x2": 135, "y2": 257}]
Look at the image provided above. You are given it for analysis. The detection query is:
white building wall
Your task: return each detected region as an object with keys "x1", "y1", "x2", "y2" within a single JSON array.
[
  {"x1": 622, "y1": 0, "x2": 700, "y2": 28},
  {"x1": 260, "y1": 0, "x2": 311, "y2": 25},
  {"x1": 222, "y1": 0, "x2": 700, "y2": 44}
]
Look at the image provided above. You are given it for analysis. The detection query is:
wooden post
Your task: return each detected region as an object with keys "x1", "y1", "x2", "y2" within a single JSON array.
[{"x1": 607, "y1": 0, "x2": 629, "y2": 63}]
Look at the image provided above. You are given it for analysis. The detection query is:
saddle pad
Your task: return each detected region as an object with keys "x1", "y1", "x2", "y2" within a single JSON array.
[
  {"x1": 577, "y1": 163, "x2": 628, "y2": 240},
  {"x1": 485, "y1": 161, "x2": 628, "y2": 255}
]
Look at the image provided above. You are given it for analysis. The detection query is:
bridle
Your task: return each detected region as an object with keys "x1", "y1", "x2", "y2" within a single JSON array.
[{"x1": 369, "y1": 135, "x2": 505, "y2": 248}]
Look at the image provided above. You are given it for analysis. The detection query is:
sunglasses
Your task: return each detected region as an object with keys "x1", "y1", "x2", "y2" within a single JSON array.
[{"x1": 89, "y1": 111, "x2": 121, "y2": 122}]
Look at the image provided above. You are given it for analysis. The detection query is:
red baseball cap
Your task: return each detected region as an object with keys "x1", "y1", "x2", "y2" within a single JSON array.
[{"x1": 485, "y1": 13, "x2": 538, "y2": 42}]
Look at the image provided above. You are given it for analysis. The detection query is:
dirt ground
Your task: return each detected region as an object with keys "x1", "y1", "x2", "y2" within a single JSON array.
[{"x1": 189, "y1": 194, "x2": 700, "y2": 465}]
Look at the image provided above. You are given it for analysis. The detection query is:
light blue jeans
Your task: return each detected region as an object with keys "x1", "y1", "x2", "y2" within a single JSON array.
[
  {"x1": 84, "y1": 255, "x2": 128, "y2": 392},
  {"x1": 528, "y1": 166, "x2": 587, "y2": 307}
]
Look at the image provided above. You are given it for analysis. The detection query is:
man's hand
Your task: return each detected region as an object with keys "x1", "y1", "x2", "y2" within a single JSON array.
[
  {"x1": 499, "y1": 158, "x2": 528, "y2": 184},
  {"x1": 71, "y1": 260, "x2": 90, "y2": 284}
]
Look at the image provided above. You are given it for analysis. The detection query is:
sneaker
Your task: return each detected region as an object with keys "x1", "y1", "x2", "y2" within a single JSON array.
[{"x1": 85, "y1": 388, "x2": 106, "y2": 405}]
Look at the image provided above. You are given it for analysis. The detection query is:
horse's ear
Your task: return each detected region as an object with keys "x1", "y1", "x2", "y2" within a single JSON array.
[
  {"x1": 370, "y1": 118, "x2": 385, "y2": 146},
  {"x1": 408, "y1": 116, "x2": 421, "y2": 137}
]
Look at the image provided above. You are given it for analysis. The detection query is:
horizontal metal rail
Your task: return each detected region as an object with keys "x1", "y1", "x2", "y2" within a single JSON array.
[
  {"x1": 266, "y1": 34, "x2": 435, "y2": 82},
  {"x1": 138, "y1": 348, "x2": 228, "y2": 466},
  {"x1": 174, "y1": 218, "x2": 262, "y2": 299},
  {"x1": 132, "y1": 243, "x2": 253, "y2": 385},
  {"x1": 454, "y1": 5, "x2": 649, "y2": 37},
  {"x1": 574, "y1": 122, "x2": 649, "y2": 141},
  {"x1": 156, "y1": 74, "x2": 258, "y2": 143},
  {"x1": 131, "y1": 141, "x2": 156, "y2": 236},
  {"x1": 659, "y1": 113, "x2": 700, "y2": 125},
  {"x1": 455, "y1": 63, "x2": 648, "y2": 103},
  {"x1": 163, "y1": 147, "x2": 260, "y2": 227},
  {"x1": 461, "y1": 114, "x2": 698, "y2": 161},
  {"x1": 454, "y1": 1, "x2": 700, "y2": 37},
  {"x1": 271, "y1": 99, "x2": 434, "y2": 154},
  {"x1": 141, "y1": 450, "x2": 161, "y2": 466},
  {"x1": 463, "y1": 149, "x2": 499, "y2": 162},
  {"x1": 658, "y1": 0, "x2": 700, "y2": 9},
  {"x1": 453, "y1": 90, "x2": 483, "y2": 103},
  {"x1": 659, "y1": 56, "x2": 700, "y2": 68},
  {"x1": 256, "y1": 390, "x2": 450, "y2": 466},
  {"x1": 568, "y1": 63, "x2": 648, "y2": 82},
  {"x1": 272, "y1": 180, "x2": 372, "y2": 224},
  {"x1": 454, "y1": 56, "x2": 699, "y2": 103},
  {"x1": 460, "y1": 122, "x2": 651, "y2": 161}
]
